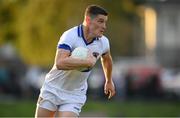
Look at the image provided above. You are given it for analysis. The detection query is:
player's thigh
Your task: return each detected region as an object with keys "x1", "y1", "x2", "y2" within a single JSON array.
[
  {"x1": 57, "y1": 111, "x2": 78, "y2": 117},
  {"x1": 35, "y1": 106, "x2": 55, "y2": 118},
  {"x1": 57, "y1": 103, "x2": 83, "y2": 117},
  {"x1": 35, "y1": 96, "x2": 57, "y2": 117}
]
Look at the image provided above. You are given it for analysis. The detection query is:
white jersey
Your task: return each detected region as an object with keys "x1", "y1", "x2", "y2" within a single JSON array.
[{"x1": 42, "y1": 25, "x2": 110, "y2": 95}]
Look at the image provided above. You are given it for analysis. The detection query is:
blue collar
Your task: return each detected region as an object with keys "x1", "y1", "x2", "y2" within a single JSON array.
[{"x1": 77, "y1": 25, "x2": 98, "y2": 45}]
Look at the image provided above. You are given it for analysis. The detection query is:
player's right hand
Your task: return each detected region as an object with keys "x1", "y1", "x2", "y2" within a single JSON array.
[{"x1": 86, "y1": 51, "x2": 96, "y2": 68}]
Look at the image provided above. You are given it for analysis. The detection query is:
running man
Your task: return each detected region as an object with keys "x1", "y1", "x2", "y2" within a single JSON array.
[{"x1": 35, "y1": 4, "x2": 116, "y2": 117}]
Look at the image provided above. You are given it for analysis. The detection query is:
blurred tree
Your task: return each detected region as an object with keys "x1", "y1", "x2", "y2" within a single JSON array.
[
  {"x1": 15, "y1": 0, "x2": 90, "y2": 66},
  {"x1": 0, "y1": 0, "x2": 144, "y2": 67},
  {"x1": 0, "y1": 0, "x2": 17, "y2": 44}
]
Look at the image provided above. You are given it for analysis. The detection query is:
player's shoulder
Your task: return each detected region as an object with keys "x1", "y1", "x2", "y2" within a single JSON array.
[
  {"x1": 100, "y1": 35, "x2": 108, "y2": 40},
  {"x1": 63, "y1": 26, "x2": 78, "y2": 37},
  {"x1": 98, "y1": 35, "x2": 109, "y2": 43}
]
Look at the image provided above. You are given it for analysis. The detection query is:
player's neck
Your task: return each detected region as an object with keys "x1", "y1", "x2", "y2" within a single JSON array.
[{"x1": 82, "y1": 24, "x2": 95, "y2": 43}]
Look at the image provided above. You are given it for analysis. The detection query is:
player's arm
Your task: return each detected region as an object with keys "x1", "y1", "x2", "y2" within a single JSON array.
[
  {"x1": 55, "y1": 49, "x2": 95, "y2": 70},
  {"x1": 101, "y1": 51, "x2": 116, "y2": 99}
]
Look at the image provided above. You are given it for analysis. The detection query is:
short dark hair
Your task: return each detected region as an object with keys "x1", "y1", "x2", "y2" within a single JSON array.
[{"x1": 85, "y1": 5, "x2": 108, "y2": 18}]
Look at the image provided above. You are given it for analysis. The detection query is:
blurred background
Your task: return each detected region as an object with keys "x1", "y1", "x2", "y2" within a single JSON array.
[{"x1": 0, "y1": 0, "x2": 180, "y2": 117}]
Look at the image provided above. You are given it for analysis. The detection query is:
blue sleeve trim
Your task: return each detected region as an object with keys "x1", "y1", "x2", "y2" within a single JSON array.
[{"x1": 58, "y1": 44, "x2": 72, "y2": 52}]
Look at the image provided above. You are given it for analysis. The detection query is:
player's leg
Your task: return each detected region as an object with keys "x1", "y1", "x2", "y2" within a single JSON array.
[
  {"x1": 57, "y1": 111, "x2": 78, "y2": 117},
  {"x1": 35, "y1": 97, "x2": 56, "y2": 117},
  {"x1": 57, "y1": 103, "x2": 83, "y2": 117},
  {"x1": 35, "y1": 106, "x2": 55, "y2": 117}
]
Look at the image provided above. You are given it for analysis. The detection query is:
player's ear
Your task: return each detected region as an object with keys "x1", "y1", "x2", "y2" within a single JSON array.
[{"x1": 85, "y1": 16, "x2": 91, "y2": 25}]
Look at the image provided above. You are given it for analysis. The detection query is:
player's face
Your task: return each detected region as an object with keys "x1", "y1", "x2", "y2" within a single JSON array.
[{"x1": 89, "y1": 14, "x2": 108, "y2": 37}]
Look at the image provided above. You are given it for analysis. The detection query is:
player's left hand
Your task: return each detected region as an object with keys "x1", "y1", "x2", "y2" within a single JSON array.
[{"x1": 104, "y1": 80, "x2": 116, "y2": 99}]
